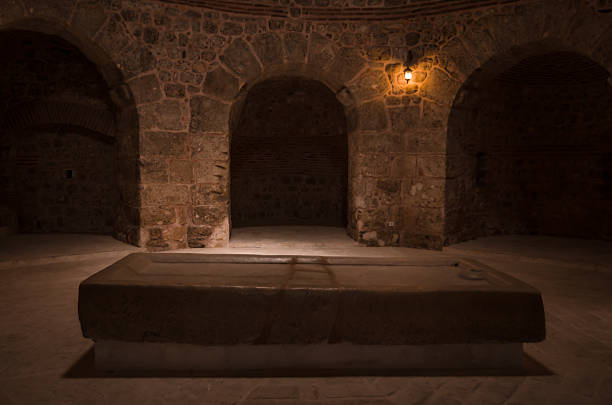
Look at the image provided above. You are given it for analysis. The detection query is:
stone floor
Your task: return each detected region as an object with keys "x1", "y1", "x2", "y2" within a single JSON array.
[{"x1": 1, "y1": 231, "x2": 612, "y2": 404}]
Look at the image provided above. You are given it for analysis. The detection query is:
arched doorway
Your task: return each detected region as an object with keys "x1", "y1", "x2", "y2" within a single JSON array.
[
  {"x1": 230, "y1": 77, "x2": 348, "y2": 233},
  {"x1": 0, "y1": 30, "x2": 136, "y2": 240},
  {"x1": 445, "y1": 49, "x2": 612, "y2": 244}
]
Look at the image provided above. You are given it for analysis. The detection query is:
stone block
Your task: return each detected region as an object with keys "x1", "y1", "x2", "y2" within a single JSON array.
[
  {"x1": 70, "y1": 0, "x2": 108, "y2": 39},
  {"x1": 220, "y1": 38, "x2": 262, "y2": 82},
  {"x1": 0, "y1": 0, "x2": 25, "y2": 24},
  {"x1": 118, "y1": 44, "x2": 157, "y2": 78},
  {"x1": 141, "y1": 131, "x2": 188, "y2": 158},
  {"x1": 164, "y1": 83, "x2": 185, "y2": 98},
  {"x1": 348, "y1": 69, "x2": 390, "y2": 102},
  {"x1": 440, "y1": 37, "x2": 479, "y2": 81},
  {"x1": 23, "y1": 0, "x2": 74, "y2": 22},
  {"x1": 357, "y1": 100, "x2": 387, "y2": 131},
  {"x1": 168, "y1": 160, "x2": 193, "y2": 183},
  {"x1": 141, "y1": 206, "x2": 176, "y2": 225},
  {"x1": 388, "y1": 105, "x2": 420, "y2": 132},
  {"x1": 142, "y1": 184, "x2": 190, "y2": 205},
  {"x1": 95, "y1": 14, "x2": 131, "y2": 58},
  {"x1": 190, "y1": 133, "x2": 229, "y2": 161},
  {"x1": 141, "y1": 159, "x2": 168, "y2": 183},
  {"x1": 252, "y1": 32, "x2": 284, "y2": 67},
  {"x1": 192, "y1": 205, "x2": 227, "y2": 226},
  {"x1": 187, "y1": 225, "x2": 214, "y2": 247},
  {"x1": 328, "y1": 47, "x2": 366, "y2": 85},
  {"x1": 79, "y1": 254, "x2": 545, "y2": 346},
  {"x1": 417, "y1": 155, "x2": 445, "y2": 178},
  {"x1": 193, "y1": 160, "x2": 228, "y2": 184},
  {"x1": 420, "y1": 68, "x2": 461, "y2": 106},
  {"x1": 190, "y1": 96, "x2": 230, "y2": 133},
  {"x1": 138, "y1": 100, "x2": 186, "y2": 131},
  {"x1": 308, "y1": 32, "x2": 337, "y2": 70},
  {"x1": 202, "y1": 67, "x2": 239, "y2": 101},
  {"x1": 403, "y1": 178, "x2": 445, "y2": 208},
  {"x1": 191, "y1": 183, "x2": 228, "y2": 205},
  {"x1": 283, "y1": 33, "x2": 307, "y2": 64},
  {"x1": 129, "y1": 74, "x2": 162, "y2": 104},
  {"x1": 415, "y1": 207, "x2": 444, "y2": 235}
]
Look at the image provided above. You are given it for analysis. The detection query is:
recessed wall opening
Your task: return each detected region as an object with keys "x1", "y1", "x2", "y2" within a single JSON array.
[
  {"x1": 0, "y1": 30, "x2": 119, "y2": 236},
  {"x1": 230, "y1": 77, "x2": 349, "y2": 245},
  {"x1": 445, "y1": 50, "x2": 612, "y2": 245}
]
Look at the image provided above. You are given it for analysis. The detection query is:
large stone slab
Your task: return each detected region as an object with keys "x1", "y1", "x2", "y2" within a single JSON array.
[{"x1": 79, "y1": 254, "x2": 545, "y2": 346}]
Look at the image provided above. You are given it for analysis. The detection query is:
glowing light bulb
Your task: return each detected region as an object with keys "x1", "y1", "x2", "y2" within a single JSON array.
[{"x1": 404, "y1": 68, "x2": 412, "y2": 81}]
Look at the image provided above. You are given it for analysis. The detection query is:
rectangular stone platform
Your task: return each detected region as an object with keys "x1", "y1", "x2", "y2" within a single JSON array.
[{"x1": 78, "y1": 254, "x2": 545, "y2": 372}]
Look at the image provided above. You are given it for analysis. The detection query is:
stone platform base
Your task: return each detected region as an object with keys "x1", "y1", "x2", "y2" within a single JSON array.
[{"x1": 95, "y1": 340, "x2": 523, "y2": 372}]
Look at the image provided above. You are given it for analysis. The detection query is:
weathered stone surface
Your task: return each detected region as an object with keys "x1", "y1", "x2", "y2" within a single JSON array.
[
  {"x1": 141, "y1": 131, "x2": 188, "y2": 157},
  {"x1": 193, "y1": 160, "x2": 227, "y2": 184},
  {"x1": 388, "y1": 105, "x2": 420, "y2": 132},
  {"x1": 283, "y1": 33, "x2": 307, "y2": 64},
  {"x1": 190, "y1": 96, "x2": 230, "y2": 133},
  {"x1": 129, "y1": 74, "x2": 161, "y2": 104},
  {"x1": 141, "y1": 206, "x2": 176, "y2": 225},
  {"x1": 202, "y1": 67, "x2": 239, "y2": 101},
  {"x1": 349, "y1": 69, "x2": 390, "y2": 102},
  {"x1": 440, "y1": 37, "x2": 479, "y2": 81},
  {"x1": 145, "y1": 228, "x2": 169, "y2": 249},
  {"x1": 94, "y1": 14, "x2": 130, "y2": 57},
  {"x1": 308, "y1": 32, "x2": 337, "y2": 70},
  {"x1": 420, "y1": 68, "x2": 461, "y2": 105},
  {"x1": 23, "y1": 0, "x2": 75, "y2": 21},
  {"x1": 117, "y1": 44, "x2": 157, "y2": 79},
  {"x1": 187, "y1": 226, "x2": 214, "y2": 247},
  {"x1": 366, "y1": 46, "x2": 391, "y2": 61},
  {"x1": 251, "y1": 32, "x2": 283, "y2": 66},
  {"x1": 168, "y1": 160, "x2": 193, "y2": 183},
  {"x1": 79, "y1": 254, "x2": 546, "y2": 345},
  {"x1": 220, "y1": 38, "x2": 261, "y2": 82},
  {"x1": 405, "y1": 32, "x2": 421, "y2": 46},
  {"x1": 417, "y1": 156, "x2": 446, "y2": 178},
  {"x1": 192, "y1": 206, "x2": 227, "y2": 226},
  {"x1": 191, "y1": 183, "x2": 228, "y2": 205},
  {"x1": 357, "y1": 100, "x2": 387, "y2": 131},
  {"x1": 142, "y1": 184, "x2": 190, "y2": 205},
  {"x1": 72, "y1": 0, "x2": 107, "y2": 38},
  {"x1": 190, "y1": 133, "x2": 229, "y2": 161},
  {"x1": 138, "y1": 100, "x2": 186, "y2": 131},
  {"x1": 164, "y1": 83, "x2": 185, "y2": 98},
  {"x1": 384, "y1": 63, "x2": 410, "y2": 95},
  {"x1": 141, "y1": 159, "x2": 168, "y2": 183},
  {"x1": 0, "y1": 0, "x2": 24, "y2": 24},
  {"x1": 328, "y1": 47, "x2": 366, "y2": 84}
]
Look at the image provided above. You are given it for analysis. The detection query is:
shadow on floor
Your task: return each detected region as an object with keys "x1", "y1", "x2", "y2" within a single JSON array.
[{"x1": 63, "y1": 346, "x2": 553, "y2": 379}]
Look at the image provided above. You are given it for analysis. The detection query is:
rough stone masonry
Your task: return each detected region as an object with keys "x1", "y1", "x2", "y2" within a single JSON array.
[{"x1": 0, "y1": 0, "x2": 610, "y2": 250}]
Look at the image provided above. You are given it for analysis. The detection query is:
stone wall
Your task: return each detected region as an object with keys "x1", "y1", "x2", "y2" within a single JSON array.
[
  {"x1": 446, "y1": 51, "x2": 612, "y2": 243},
  {"x1": 231, "y1": 77, "x2": 347, "y2": 228},
  {"x1": 0, "y1": 30, "x2": 118, "y2": 235},
  {"x1": 0, "y1": 0, "x2": 610, "y2": 249}
]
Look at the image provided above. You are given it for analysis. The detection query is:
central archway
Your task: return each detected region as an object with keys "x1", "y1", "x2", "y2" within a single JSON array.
[{"x1": 230, "y1": 77, "x2": 348, "y2": 230}]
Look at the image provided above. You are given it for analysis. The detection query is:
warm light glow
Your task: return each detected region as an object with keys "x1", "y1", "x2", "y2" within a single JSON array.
[{"x1": 404, "y1": 69, "x2": 413, "y2": 81}]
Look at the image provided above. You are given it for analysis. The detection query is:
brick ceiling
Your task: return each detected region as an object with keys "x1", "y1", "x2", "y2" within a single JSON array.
[
  {"x1": 159, "y1": 0, "x2": 526, "y2": 20},
  {"x1": 496, "y1": 52, "x2": 610, "y2": 86}
]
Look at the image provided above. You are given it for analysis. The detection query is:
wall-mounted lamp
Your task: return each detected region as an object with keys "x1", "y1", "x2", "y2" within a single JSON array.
[{"x1": 404, "y1": 51, "x2": 414, "y2": 82}]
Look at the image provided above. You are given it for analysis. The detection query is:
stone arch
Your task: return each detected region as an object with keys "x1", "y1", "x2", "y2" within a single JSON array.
[
  {"x1": 444, "y1": 39, "x2": 612, "y2": 244},
  {"x1": 184, "y1": 31, "x2": 374, "y2": 247},
  {"x1": 0, "y1": 16, "x2": 141, "y2": 244},
  {"x1": 228, "y1": 75, "x2": 349, "y2": 232}
]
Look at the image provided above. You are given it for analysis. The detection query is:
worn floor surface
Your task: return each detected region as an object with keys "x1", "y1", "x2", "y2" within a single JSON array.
[{"x1": 1, "y1": 231, "x2": 611, "y2": 404}]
